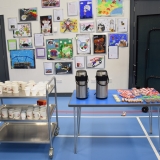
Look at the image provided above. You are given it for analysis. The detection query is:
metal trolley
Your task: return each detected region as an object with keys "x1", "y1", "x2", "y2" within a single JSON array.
[{"x1": 0, "y1": 76, "x2": 59, "y2": 159}]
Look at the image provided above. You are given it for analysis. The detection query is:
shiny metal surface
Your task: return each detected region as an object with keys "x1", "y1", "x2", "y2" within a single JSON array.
[{"x1": 0, "y1": 122, "x2": 57, "y2": 143}]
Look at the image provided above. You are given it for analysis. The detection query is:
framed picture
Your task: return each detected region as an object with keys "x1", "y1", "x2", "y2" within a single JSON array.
[
  {"x1": 10, "y1": 49, "x2": 35, "y2": 69},
  {"x1": 80, "y1": 21, "x2": 94, "y2": 33},
  {"x1": 53, "y1": 9, "x2": 63, "y2": 22},
  {"x1": 19, "y1": 38, "x2": 33, "y2": 48},
  {"x1": 7, "y1": 39, "x2": 17, "y2": 51},
  {"x1": 67, "y1": 1, "x2": 78, "y2": 16},
  {"x1": 54, "y1": 62, "x2": 73, "y2": 75},
  {"x1": 44, "y1": 62, "x2": 53, "y2": 75},
  {"x1": 86, "y1": 55, "x2": 105, "y2": 69},
  {"x1": 40, "y1": 15, "x2": 52, "y2": 36},
  {"x1": 8, "y1": 17, "x2": 18, "y2": 30},
  {"x1": 19, "y1": 7, "x2": 38, "y2": 21},
  {"x1": 13, "y1": 23, "x2": 32, "y2": 38},
  {"x1": 76, "y1": 34, "x2": 91, "y2": 54},
  {"x1": 41, "y1": 0, "x2": 60, "y2": 8},
  {"x1": 93, "y1": 34, "x2": 106, "y2": 54},
  {"x1": 34, "y1": 33, "x2": 44, "y2": 47},
  {"x1": 75, "y1": 56, "x2": 85, "y2": 69},
  {"x1": 36, "y1": 48, "x2": 46, "y2": 59}
]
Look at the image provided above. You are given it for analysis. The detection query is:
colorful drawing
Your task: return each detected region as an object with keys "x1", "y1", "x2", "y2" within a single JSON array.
[
  {"x1": 80, "y1": 22, "x2": 94, "y2": 33},
  {"x1": 76, "y1": 34, "x2": 91, "y2": 54},
  {"x1": 79, "y1": 0, "x2": 93, "y2": 19},
  {"x1": 40, "y1": 15, "x2": 52, "y2": 36},
  {"x1": 41, "y1": 0, "x2": 60, "y2": 7},
  {"x1": 19, "y1": 8, "x2": 37, "y2": 21},
  {"x1": 60, "y1": 18, "x2": 78, "y2": 33},
  {"x1": 87, "y1": 55, "x2": 105, "y2": 68},
  {"x1": 19, "y1": 38, "x2": 32, "y2": 48},
  {"x1": 109, "y1": 33, "x2": 128, "y2": 47},
  {"x1": 55, "y1": 62, "x2": 72, "y2": 74},
  {"x1": 10, "y1": 49, "x2": 35, "y2": 69},
  {"x1": 97, "y1": 0, "x2": 123, "y2": 16},
  {"x1": 46, "y1": 39, "x2": 73, "y2": 60},
  {"x1": 13, "y1": 23, "x2": 32, "y2": 38},
  {"x1": 93, "y1": 35, "x2": 106, "y2": 54},
  {"x1": 97, "y1": 18, "x2": 116, "y2": 32}
]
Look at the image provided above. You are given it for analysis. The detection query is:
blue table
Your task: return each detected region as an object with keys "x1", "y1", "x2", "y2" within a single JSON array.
[{"x1": 68, "y1": 90, "x2": 160, "y2": 154}]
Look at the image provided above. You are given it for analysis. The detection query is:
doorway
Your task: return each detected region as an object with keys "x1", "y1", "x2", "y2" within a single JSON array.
[{"x1": 0, "y1": 15, "x2": 9, "y2": 82}]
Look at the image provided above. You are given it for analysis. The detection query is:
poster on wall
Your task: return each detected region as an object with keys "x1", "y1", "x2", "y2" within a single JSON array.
[
  {"x1": 10, "y1": 49, "x2": 35, "y2": 69},
  {"x1": 117, "y1": 18, "x2": 128, "y2": 33},
  {"x1": 79, "y1": 0, "x2": 93, "y2": 19},
  {"x1": 86, "y1": 55, "x2": 105, "y2": 68},
  {"x1": 41, "y1": 0, "x2": 60, "y2": 7},
  {"x1": 8, "y1": 18, "x2": 18, "y2": 30},
  {"x1": 7, "y1": 39, "x2": 17, "y2": 51},
  {"x1": 19, "y1": 8, "x2": 37, "y2": 21},
  {"x1": 76, "y1": 34, "x2": 91, "y2": 54},
  {"x1": 80, "y1": 21, "x2": 94, "y2": 33},
  {"x1": 96, "y1": 18, "x2": 116, "y2": 32},
  {"x1": 46, "y1": 39, "x2": 73, "y2": 60},
  {"x1": 19, "y1": 38, "x2": 33, "y2": 48},
  {"x1": 108, "y1": 33, "x2": 128, "y2": 47},
  {"x1": 97, "y1": 0, "x2": 123, "y2": 16},
  {"x1": 93, "y1": 34, "x2": 106, "y2": 54},
  {"x1": 67, "y1": 1, "x2": 78, "y2": 16},
  {"x1": 60, "y1": 18, "x2": 78, "y2": 33},
  {"x1": 43, "y1": 62, "x2": 53, "y2": 75},
  {"x1": 53, "y1": 9, "x2": 63, "y2": 22},
  {"x1": 13, "y1": 23, "x2": 32, "y2": 38},
  {"x1": 75, "y1": 56, "x2": 85, "y2": 69},
  {"x1": 40, "y1": 15, "x2": 52, "y2": 36},
  {"x1": 54, "y1": 62, "x2": 73, "y2": 74}
]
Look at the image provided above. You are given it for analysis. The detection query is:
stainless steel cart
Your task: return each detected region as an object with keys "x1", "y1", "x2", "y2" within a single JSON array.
[{"x1": 0, "y1": 76, "x2": 59, "y2": 159}]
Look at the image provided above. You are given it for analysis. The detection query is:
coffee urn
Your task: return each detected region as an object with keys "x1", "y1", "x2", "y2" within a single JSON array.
[
  {"x1": 75, "y1": 70, "x2": 88, "y2": 99},
  {"x1": 96, "y1": 70, "x2": 109, "y2": 99}
]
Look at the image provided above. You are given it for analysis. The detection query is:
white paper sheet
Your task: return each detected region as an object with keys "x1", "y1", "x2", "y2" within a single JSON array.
[
  {"x1": 108, "y1": 46, "x2": 119, "y2": 59},
  {"x1": 75, "y1": 56, "x2": 85, "y2": 68},
  {"x1": 37, "y1": 49, "x2": 45, "y2": 57},
  {"x1": 53, "y1": 9, "x2": 63, "y2": 21},
  {"x1": 8, "y1": 42, "x2": 16, "y2": 50},
  {"x1": 117, "y1": 18, "x2": 128, "y2": 33},
  {"x1": 34, "y1": 33, "x2": 44, "y2": 47},
  {"x1": 8, "y1": 18, "x2": 17, "y2": 30},
  {"x1": 67, "y1": 1, "x2": 78, "y2": 16}
]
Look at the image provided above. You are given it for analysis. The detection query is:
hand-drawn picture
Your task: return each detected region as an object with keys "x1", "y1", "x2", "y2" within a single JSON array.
[
  {"x1": 86, "y1": 55, "x2": 105, "y2": 68},
  {"x1": 97, "y1": 0, "x2": 123, "y2": 16},
  {"x1": 76, "y1": 34, "x2": 91, "y2": 54},
  {"x1": 75, "y1": 56, "x2": 85, "y2": 68},
  {"x1": 41, "y1": 0, "x2": 60, "y2": 7},
  {"x1": 117, "y1": 18, "x2": 128, "y2": 32},
  {"x1": 60, "y1": 18, "x2": 78, "y2": 33},
  {"x1": 93, "y1": 35, "x2": 106, "y2": 54},
  {"x1": 13, "y1": 23, "x2": 32, "y2": 38},
  {"x1": 108, "y1": 33, "x2": 128, "y2": 47},
  {"x1": 97, "y1": 18, "x2": 116, "y2": 32},
  {"x1": 19, "y1": 38, "x2": 33, "y2": 48},
  {"x1": 80, "y1": 22, "x2": 94, "y2": 33},
  {"x1": 79, "y1": 0, "x2": 93, "y2": 19},
  {"x1": 19, "y1": 8, "x2": 37, "y2": 21},
  {"x1": 10, "y1": 49, "x2": 35, "y2": 69},
  {"x1": 40, "y1": 15, "x2": 52, "y2": 35},
  {"x1": 55, "y1": 62, "x2": 72, "y2": 74},
  {"x1": 46, "y1": 39, "x2": 73, "y2": 60}
]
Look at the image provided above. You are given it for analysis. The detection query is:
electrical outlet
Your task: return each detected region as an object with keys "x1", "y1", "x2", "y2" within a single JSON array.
[
  {"x1": 57, "y1": 79, "x2": 62, "y2": 83},
  {"x1": 109, "y1": 78, "x2": 112, "y2": 83}
]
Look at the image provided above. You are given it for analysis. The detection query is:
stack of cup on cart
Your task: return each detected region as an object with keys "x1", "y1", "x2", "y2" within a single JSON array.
[
  {"x1": 0, "y1": 105, "x2": 47, "y2": 120},
  {"x1": 0, "y1": 80, "x2": 49, "y2": 96}
]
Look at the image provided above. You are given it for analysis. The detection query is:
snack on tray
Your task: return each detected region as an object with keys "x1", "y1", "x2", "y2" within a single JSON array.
[
  {"x1": 37, "y1": 99, "x2": 47, "y2": 106},
  {"x1": 122, "y1": 98, "x2": 143, "y2": 103},
  {"x1": 113, "y1": 94, "x2": 121, "y2": 102}
]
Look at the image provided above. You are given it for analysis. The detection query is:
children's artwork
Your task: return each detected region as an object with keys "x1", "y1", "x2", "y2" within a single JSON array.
[
  {"x1": 43, "y1": 62, "x2": 53, "y2": 75},
  {"x1": 13, "y1": 23, "x2": 32, "y2": 38},
  {"x1": 60, "y1": 18, "x2": 78, "y2": 33},
  {"x1": 36, "y1": 48, "x2": 46, "y2": 59},
  {"x1": 10, "y1": 49, "x2": 35, "y2": 69},
  {"x1": 97, "y1": 0, "x2": 123, "y2": 16},
  {"x1": 80, "y1": 21, "x2": 94, "y2": 33},
  {"x1": 8, "y1": 18, "x2": 17, "y2": 30},
  {"x1": 117, "y1": 18, "x2": 128, "y2": 32},
  {"x1": 93, "y1": 35, "x2": 106, "y2": 54},
  {"x1": 97, "y1": 18, "x2": 116, "y2": 32},
  {"x1": 53, "y1": 9, "x2": 63, "y2": 22},
  {"x1": 46, "y1": 39, "x2": 73, "y2": 60},
  {"x1": 41, "y1": 0, "x2": 60, "y2": 7},
  {"x1": 86, "y1": 55, "x2": 105, "y2": 68},
  {"x1": 79, "y1": 0, "x2": 93, "y2": 19},
  {"x1": 19, "y1": 8, "x2": 37, "y2": 21},
  {"x1": 67, "y1": 1, "x2": 78, "y2": 16},
  {"x1": 40, "y1": 15, "x2": 52, "y2": 36},
  {"x1": 55, "y1": 62, "x2": 72, "y2": 74},
  {"x1": 75, "y1": 56, "x2": 85, "y2": 68},
  {"x1": 108, "y1": 33, "x2": 128, "y2": 47},
  {"x1": 7, "y1": 39, "x2": 17, "y2": 51},
  {"x1": 19, "y1": 38, "x2": 33, "y2": 48},
  {"x1": 108, "y1": 46, "x2": 118, "y2": 59},
  {"x1": 76, "y1": 34, "x2": 91, "y2": 54}
]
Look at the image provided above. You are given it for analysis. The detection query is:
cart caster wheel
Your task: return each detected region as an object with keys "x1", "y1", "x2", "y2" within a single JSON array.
[
  {"x1": 142, "y1": 107, "x2": 149, "y2": 113},
  {"x1": 49, "y1": 148, "x2": 54, "y2": 159}
]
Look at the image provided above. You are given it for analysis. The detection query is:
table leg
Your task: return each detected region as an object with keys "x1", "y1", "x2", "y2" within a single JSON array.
[
  {"x1": 77, "y1": 107, "x2": 81, "y2": 136},
  {"x1": 74, "y1": 107, "x2": 78, "y2": 154},
  {"x1": 149, "y1": 106, "x2": 152, "y2": 134},
  {"x1": 158, "y1": 107, "x2": 160, "y2": 151}
]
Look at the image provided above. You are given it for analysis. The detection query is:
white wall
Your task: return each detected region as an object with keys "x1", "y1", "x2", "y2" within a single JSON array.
[{"x1": 0, "y1": 0, "x2": 130, "y2": 93}]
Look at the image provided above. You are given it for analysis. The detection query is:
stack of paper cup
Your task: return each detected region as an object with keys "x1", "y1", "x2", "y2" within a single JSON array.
[{"x1": 24, "y1": 87, "x2": 30, "y2": 96}]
